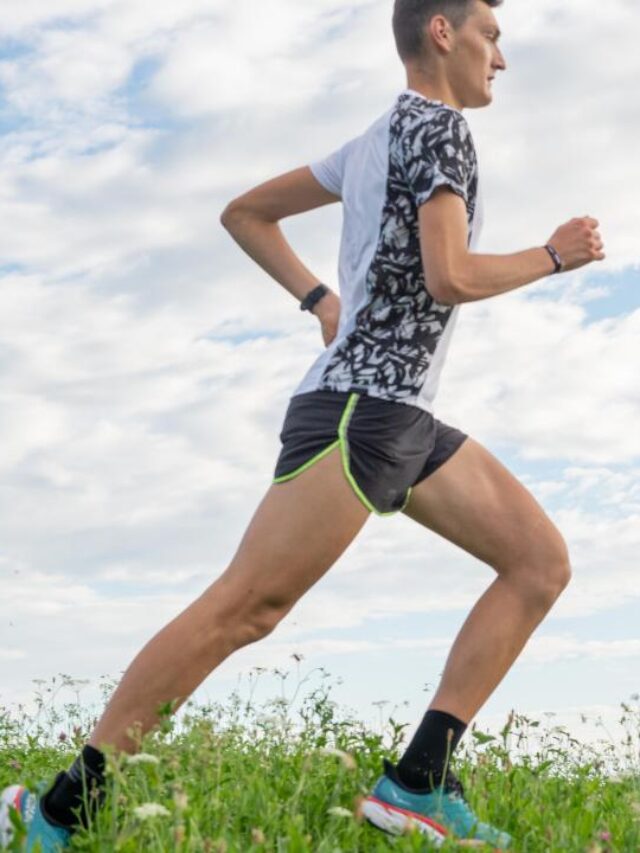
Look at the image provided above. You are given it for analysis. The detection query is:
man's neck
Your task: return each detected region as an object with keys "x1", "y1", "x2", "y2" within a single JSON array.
[{"x1": 405, "y1": 77, "x2": 463, "y2": 111}]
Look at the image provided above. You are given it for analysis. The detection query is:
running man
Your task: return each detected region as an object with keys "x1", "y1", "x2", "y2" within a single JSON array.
[{"x1": 1, "y1": 0, "x2": 606, "y2": 849}]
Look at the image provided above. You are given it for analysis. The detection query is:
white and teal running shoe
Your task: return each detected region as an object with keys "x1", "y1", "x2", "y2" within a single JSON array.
[
  {"x1": 361, "y1": 759, "x2": 512, "y2": 850},
  {"x1": 0, "y1": 780, "x2": 72, "y2": 852}
]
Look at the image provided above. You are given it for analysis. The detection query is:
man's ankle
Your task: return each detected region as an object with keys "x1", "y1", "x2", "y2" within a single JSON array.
[
  {"x1": 396, "y1": 709, "x2": 467, "y2": 791},
  {"x1": 42, "y1": 745, "x2": 106, "y2": 829}
]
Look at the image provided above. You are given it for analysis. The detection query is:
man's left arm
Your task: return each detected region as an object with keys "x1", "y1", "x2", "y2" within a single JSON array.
[{"x1": 220, "y1": 167, "x2": 342, "y2": 344}]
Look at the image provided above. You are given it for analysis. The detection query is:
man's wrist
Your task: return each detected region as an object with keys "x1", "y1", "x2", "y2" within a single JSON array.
[
  {"x1": 312, "y1": 290, "x2": 339, "y2": 320},
  {"x1": 544, "y1": 243, "x2": 563, "y2": 274},
  {"x1": 300, "y1": 283, "x2": 330, "y2": 313}
]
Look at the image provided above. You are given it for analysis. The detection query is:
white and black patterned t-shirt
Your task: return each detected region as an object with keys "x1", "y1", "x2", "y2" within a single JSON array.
[{"x1": 294, "y1": 88, "x2": 484, "y2": 413}]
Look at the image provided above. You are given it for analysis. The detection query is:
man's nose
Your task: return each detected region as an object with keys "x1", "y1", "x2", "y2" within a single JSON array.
[{"x1": 494, "y1": 48, "x2": 507, "y2": 71}]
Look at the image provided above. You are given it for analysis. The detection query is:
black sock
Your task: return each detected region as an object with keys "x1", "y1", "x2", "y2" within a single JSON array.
[
  {"x1": 396, "y1": 709, "x2": 467, "y2": 791},
  {"x1": 42, "y1": 745, "x2": 107, "y2": 829}
]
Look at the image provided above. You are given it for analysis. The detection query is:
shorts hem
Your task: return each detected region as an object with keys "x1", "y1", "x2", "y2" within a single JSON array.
[{"x1": 413, "y1": 433, "x2": 469, "y2": 485}]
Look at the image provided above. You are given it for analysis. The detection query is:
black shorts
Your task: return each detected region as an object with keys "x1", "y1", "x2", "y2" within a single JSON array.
[{"x1": 273, "y1": 390, "x2": 468, "y2": 516}]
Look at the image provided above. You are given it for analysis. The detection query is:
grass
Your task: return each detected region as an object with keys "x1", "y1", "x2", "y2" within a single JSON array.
[{"x1": 1, "y1": 666, "x2": 639, "y2": 852}]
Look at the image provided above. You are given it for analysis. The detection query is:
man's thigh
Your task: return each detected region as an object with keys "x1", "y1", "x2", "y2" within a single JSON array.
[
  {"x1": 403, "y1": 437, "x2": 568, "y2": 573},
  {"x1": 221, "y1": 446, "x2": 370, "y2": 614}
]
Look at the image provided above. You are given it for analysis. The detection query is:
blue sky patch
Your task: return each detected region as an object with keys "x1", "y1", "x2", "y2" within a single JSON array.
[
  {"x1": 0, "y1": 38, "x2": 32, "y2": 62},
  {"x1": 580, "y1": 267, "x2": 640, "y2": 322}
]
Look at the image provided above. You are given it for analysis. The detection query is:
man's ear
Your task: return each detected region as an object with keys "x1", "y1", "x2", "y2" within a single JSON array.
[{"x1": 428, "y1": 14, "x2": 456, "y2": 55}]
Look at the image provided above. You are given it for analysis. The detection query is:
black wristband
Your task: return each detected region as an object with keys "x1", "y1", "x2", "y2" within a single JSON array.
[
  {"x1": 300, "y1": 284, "x2": 330, "y2": 313},
  {"x1": 544, "y1": 244, "x2": 563, "y2": 274}
]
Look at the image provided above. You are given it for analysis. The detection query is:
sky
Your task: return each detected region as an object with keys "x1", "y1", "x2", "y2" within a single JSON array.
[{"x1": 0, "y1": 0, "x2": 639, "y2": 757}]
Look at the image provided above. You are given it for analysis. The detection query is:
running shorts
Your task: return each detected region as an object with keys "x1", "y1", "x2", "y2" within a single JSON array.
[{"x1": 273, "y1": 390, "x2": 468, "y2": 516}]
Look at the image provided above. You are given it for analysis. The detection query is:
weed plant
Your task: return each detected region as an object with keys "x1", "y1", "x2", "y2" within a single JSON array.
[{"x1": 1, "y1": 665, "x2": 639, "y2": 852}]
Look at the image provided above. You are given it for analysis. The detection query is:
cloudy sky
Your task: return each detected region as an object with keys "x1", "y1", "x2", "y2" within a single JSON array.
[{"x1": 1, "y1": 0, "x2": 639, "y2": 753}]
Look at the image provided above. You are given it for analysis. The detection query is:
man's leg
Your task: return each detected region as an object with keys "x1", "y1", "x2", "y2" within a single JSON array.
[
  {"x1": 90, "y1": 446, "x2": 369, "y2": 753},
  {"x1": 7, "y1": 446, "x2": 369, "y2": 842},
  {"x1": 403, "y1": 437, "x2": 571, "y2": 722},
  {"x1": 396, "y1": 436, "x2": 571, "y2": 789},
  {"x1": 361, "y1": 437, "x2": 568, "y2": 846}
]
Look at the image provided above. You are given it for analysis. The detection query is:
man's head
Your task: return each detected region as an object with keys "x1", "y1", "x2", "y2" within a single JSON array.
[{"x1": 393, "y1": 0, "x2": 506, "y2": 109}]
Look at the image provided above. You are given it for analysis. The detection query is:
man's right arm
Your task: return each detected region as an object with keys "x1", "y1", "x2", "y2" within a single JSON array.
[{"x1": 419, "y1": 189, "x2": 605, "y2": 305}]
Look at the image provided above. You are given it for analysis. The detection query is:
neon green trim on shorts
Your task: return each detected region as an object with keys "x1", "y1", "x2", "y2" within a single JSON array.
[
  {"x1": 337, "y1": 393, "x2": 399, "y2": 518},
  {"x1": 273, "y1": 439, "x2": 340, "y2": 484},
  {"x1": 274, "y1": 392, "x2": 411, "y2": 518},
  {"x1": 399, "y1": 486, "x2": 413, "y2": 513}
]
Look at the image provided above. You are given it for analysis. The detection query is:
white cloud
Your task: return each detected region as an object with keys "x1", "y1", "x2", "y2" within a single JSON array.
[
  {"x1": 437, "y1": 296, "x2": 640, "y2": 464},
  {"x1": 521, "y1": 635, "x2": 640, "y2": 665},
  {"x1": 0, "y1": 0, "x2": 107, "y2": 37},
  {"x1": 11, "y1": 27, "x2": 130, "y2": 105},
  {"x1": 192, "y1": 632, "x2": 640, "y2": 672},
  {"x1": 0, "y1": 391, "x2": 69, "y2": 471},
  {"x1": 552, "y1": 508, "x2": 640, "y2": 617},
  {"x1": 0, "y1": 650, "x2": 26, "y2": 661},
  {"x1": 149, "y1": 17, "x2": 321, "y2": 116}
]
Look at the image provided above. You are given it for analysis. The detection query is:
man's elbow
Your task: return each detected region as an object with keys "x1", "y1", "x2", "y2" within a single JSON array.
[
  {"x1": 220, "y1": 201, "x2": 243, "y2": 230},
  {"x1": 220, "y1": 200, "x2": 274, "y2": 231}
]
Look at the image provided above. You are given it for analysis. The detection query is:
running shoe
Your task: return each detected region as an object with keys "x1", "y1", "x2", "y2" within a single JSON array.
[
  {"x1": 0, "y1": 779, "x2": 72, "y2": 852},
  {"x1": 360, "y1": 758, "x2": 512, "y2": 849}
]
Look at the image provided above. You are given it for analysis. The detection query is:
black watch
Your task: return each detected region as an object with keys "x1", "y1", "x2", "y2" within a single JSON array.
[{"x1": 300, "y1": 284, "x2": 330, "y2": 313}]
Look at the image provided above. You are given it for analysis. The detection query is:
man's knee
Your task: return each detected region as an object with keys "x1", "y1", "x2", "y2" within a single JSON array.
[
  {"x1": 214, "y1": 579, "x2": 294, "y2": 649},
  {"x1": 542, "y1": 547, "x2": 572, "y2": 600},
  {"x1": 502, "y1": 527, "x2": 572, "y2": 605},
  {"x1": 234, "y1": 601, "x2": 289, "y2": 647}
]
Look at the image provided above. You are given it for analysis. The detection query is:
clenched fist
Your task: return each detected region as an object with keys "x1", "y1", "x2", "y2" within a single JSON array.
[{"x1": 547, "y1": 216, "x2": 605, "y2": 272}]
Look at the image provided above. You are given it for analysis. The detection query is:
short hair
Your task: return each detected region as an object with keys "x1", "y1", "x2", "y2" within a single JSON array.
[{"x1": 393, "y1": 0, "x2": 503, "y2": 63}]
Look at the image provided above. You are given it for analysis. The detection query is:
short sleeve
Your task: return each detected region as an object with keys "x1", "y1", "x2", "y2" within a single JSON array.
[
  {"x1": 309, "y1": 142, "x2": 348, "y2": 198},
  {"x1": 401, "y1": 108, "x2": 474, "y2": 208}
]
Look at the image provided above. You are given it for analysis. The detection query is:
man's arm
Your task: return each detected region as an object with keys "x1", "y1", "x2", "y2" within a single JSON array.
[
  {"x1": 220, "y1": 166, "x2": 342, "y2": 343},
  {"x1": 420, "y1": 189, "x2": 605, "y2": 306}
]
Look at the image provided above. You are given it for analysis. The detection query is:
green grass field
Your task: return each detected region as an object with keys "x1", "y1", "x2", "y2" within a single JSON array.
[{"x1": 1, "y1": 668, "x2": 639, "y2": 852}]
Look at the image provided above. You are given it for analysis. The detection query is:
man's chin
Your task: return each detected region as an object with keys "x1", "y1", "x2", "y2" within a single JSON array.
[{"x1": 465, "y1": 92, "x2": 493, "y2": 110}]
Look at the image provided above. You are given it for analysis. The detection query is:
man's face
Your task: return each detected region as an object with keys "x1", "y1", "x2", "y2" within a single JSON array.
[{"x1": 449, "y1": 1, "x2": 507, "y2": 108}]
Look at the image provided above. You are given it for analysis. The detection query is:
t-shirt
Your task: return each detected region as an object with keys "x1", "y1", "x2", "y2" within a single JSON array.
[{"x1": 294, "y1": 88, "x2": 484, "y2": 413}]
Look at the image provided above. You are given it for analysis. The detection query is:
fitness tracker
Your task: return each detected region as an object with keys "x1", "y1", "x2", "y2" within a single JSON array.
[
  {"x1": 300, "y1": 283, "x2": 330, "y2": 313},
  {"x1": 544, "y1": 244, "x2": 563, "y2": 274}
]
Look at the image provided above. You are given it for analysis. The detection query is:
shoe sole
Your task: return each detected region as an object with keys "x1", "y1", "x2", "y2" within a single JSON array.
[
  {"x1": 360, "y1": 797, "x2": 503, "y2": 850},
  {"x1": 360, "y1": 795, "x2": 448, "y2": 846},
  {"x1": 0, "y1": 785, "x2": 24, "y2": 847}
]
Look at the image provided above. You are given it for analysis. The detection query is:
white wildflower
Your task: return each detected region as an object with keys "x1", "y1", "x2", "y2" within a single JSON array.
[
  {"x1": 327, "y1": 807, "x2": 353, "y2": 818},
  {"x1": 134, "y1": 803, "x2": 171, "y2": 820},
  {"x1": 126, "y1": 753, "x2": 160, "y2": 766}
]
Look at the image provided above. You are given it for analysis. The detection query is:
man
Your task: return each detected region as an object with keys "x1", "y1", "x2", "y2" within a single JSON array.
[{"x1": 1, "y1": 0, "x2": 605, "y2": 849}]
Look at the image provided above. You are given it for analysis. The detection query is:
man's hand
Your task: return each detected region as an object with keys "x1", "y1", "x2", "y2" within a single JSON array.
[
  {"x1": 547, "y1": 216, "x2": 605, "y2": 272},
  {"x1": 312, "y1": 290, "x2": 341, "y2": 347}
]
